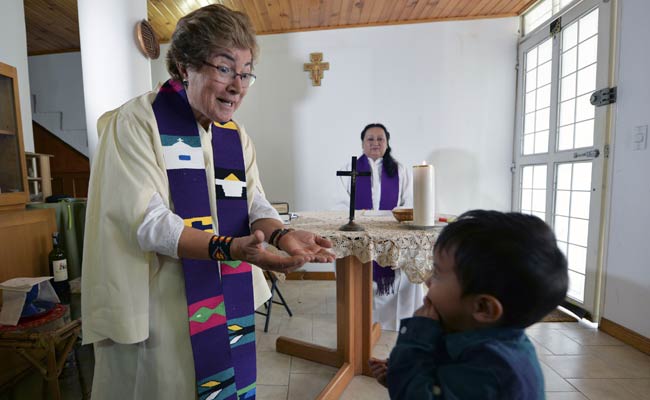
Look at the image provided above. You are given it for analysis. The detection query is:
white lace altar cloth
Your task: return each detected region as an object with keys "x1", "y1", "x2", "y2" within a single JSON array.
[{"x1": 289, "y1": 211, "x2": 444, "y2": 284}]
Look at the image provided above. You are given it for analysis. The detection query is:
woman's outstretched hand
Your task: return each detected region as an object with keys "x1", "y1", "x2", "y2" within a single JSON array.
[
  {"x1": 230, "y1": 230, "x2": 312, "y2": 273},
  {"x1": 277, "y1": 230, "x2": 335, "y2": 263}
]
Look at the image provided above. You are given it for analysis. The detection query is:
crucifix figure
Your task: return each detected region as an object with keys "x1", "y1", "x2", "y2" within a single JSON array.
[
  {"x1": 304, "y1": 52, "x2": 329, "y2": 86},
  {"x1": 336, "y1": 156, "x2": 371, "y2": 231}
]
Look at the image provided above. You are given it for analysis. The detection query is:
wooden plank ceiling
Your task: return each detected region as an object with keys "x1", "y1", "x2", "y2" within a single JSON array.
[{"x1": 25, "y1": 0, "x2": 536, "y2": 56}]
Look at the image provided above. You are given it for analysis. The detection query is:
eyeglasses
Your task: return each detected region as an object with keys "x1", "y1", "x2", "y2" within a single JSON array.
[{"x1": 202, "y1": 61, "x2": 256, "y2": 88}]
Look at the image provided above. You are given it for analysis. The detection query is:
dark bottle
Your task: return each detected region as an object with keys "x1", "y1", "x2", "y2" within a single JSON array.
[{"x1": 49, "y1": 232, "x2": 70, "y2": 304}]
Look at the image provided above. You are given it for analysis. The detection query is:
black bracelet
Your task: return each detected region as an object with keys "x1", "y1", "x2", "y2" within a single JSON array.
[
  {"x1": 208, "y1": 235, "x2": 234, "y2": 261},
  {"x1": 272, "y1": 228, "x2": 295, "y2": 250},
  {"x1": 268, "y1": 229, "x2": 283, "y2": 248}
]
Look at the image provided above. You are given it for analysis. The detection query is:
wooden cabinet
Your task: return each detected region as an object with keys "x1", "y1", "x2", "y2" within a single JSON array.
[
  {"x1": 0, "y1": 62, "x2": 29, "y2": 211},
  {"x1": 25, "y1": 152, "x2": 53, "y2": 202}
]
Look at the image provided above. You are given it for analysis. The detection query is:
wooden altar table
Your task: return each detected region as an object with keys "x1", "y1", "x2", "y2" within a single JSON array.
[{"x1": 275, "y1": 211, "x2": 442, "y2": 399}]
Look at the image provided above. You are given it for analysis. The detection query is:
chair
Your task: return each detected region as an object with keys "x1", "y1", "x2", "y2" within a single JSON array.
[{"x1": 255, "y1": 271, "x2": 293, "y2": 333}]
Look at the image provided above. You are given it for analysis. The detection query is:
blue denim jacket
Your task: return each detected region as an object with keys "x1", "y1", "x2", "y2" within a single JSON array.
[{"x1": 387, "y1": 317, "x2": 545, "y2": 399}]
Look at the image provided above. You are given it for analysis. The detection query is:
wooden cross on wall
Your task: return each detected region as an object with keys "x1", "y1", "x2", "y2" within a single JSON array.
[{"x1": 304, "y1": 52, "x2": 329, "y2": 86}]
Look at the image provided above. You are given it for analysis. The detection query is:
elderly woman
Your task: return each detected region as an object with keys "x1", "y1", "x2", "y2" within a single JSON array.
[
  {"x1": 336, "y1": 123, "x2": 422, "y2": 331},
  {"x1": 82, "y1": 5, "x2": 333, "y2": 400}
]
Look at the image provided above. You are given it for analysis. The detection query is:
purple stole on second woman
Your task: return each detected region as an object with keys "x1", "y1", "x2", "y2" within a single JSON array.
[
  {"x1": 355, "y1": 154, "x2": 399, "y2": 296},
  {"x1": 153, "y1": 80, "x2": 256, "y2": 400}
]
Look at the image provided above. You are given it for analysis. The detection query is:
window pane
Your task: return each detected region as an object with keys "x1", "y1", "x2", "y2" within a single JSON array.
[
  {"x1": 538, "y1": 39, "x2": 553, "y2": 64},
  {"x1": 577, "y1": 64, "x2": 597, "y2": 96},
  {"x1": 526, "y1": 47, "x2": 538, "y2": 71},
  {"x1": 535, "y1": 130, "x2": 549, "y2": 153},
  {"x1": 558, "y1": 125, "x2": 574, "y2": 150},
  {"x1": 574, "y1": 120, "x2": 594, "y2": 148},
  {"x1": 568, "y1": 270, "x2": 585, "y2": 302},
  {"x1": 523, "y1": 134, "x2": 535, "y2": 155},
  {"x1": 554, "y1": 215, "x2": 569, "y2": 241},
  {"x1": 536, "y1": 108, "x2": 550, "y2": 131},
  {"x1": 536, "y1": 84, "x2": 551, "y2": 109},
  {"x1": 571, "y1": 191, "x2": 591, "y2": 219},
  {"x1": 562, "y1": 47, "x2": 577, "y2": 77},
  {"x1": 568, "y1": 244, "x2": 587, "y2": 274},
  {"x1": 578, "y1": 35, "x2": 598, "y2": 69},
  {"x1": 522, "y1": 188, "x2": 533, "y2": 210},
  {"x1": 532, "y1": 189, "x2": 546, "y2": 212},
  {"x1": 523, "y1": 165, "x2": 534, "y2": 188},
  {"x1": 526, "y1": 91, "x2": 536, "y2": 113},
  {"x1": 555, "y1": 190, "x2": 571, "y2": 216},
  {"x1": 562, "y1": 22, "x2": 578, "y2": 50},
  {"x1": 561, "y1": 73, "x2": 577, "y2": 101},
  {"x1": 533, "y1": 165, "x2": 547, "y2": 189},
  {"x1": 560, "y1": 99, "x2": 576, "y2": 126},
  {"x1": 537, "y1": 61, "x2": 552, "y2": 87},
  {"x1": 575, "y1": 93, "x2": 595, "y2": 122},
  {"x1": 557, "y1": 163, "x2": 573, "y2": 190},
  {"x1": 526, "y1": 69, "x2": 537, "y2": 92},
  {"x1": 557, "y1": 240, "x2": 568, "y2": 257},
  {"x1": 569, "y1": 217, "x2": 589, "y2": 247},
  {"x1": 579, "y1": 9, "x2": 599, "y2": 42},
  {"x1": 572, "y1": 162, "x2": 592, "y2": 191},
  {"x1": 525, "y1": 112, "x2": 535, "y2": 134}
]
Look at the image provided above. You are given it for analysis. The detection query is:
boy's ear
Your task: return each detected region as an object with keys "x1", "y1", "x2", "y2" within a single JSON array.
[{"x1": 472, "y1": 294, "x2": 503, "y2": 324}]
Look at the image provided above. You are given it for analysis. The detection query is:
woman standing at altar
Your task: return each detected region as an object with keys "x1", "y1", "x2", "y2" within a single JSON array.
[{"x1": 336, "y1": 123, "x2": 423, "y2": 331}]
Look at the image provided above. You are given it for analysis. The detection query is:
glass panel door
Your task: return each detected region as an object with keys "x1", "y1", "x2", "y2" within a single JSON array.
[{"x1": 513, "y1": 0, "x2": 613, "y2": 319}]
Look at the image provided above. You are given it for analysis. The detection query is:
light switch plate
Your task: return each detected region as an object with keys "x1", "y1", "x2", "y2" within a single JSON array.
[{"x1": 632, "y1": 125, "x2": 648, "y2": 151}]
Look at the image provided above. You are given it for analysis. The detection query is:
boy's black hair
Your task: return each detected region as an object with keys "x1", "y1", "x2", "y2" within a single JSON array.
[
  {"x1": 435, "y1": 210, "x2": 568, "y2": 328},
  {"x1": 360, "y1": 123, "x2": 398, "y2": 178}
]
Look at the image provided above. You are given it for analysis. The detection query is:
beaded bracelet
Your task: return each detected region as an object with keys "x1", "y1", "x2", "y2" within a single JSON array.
[
  {"x1": 208, "y1": 235, "x2": 234, "y2": 261},
  {"x1": 269, "y1": 228, "x2": 294, "y2": 250}
]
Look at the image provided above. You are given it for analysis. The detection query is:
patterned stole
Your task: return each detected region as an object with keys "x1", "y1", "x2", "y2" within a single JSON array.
[
  {"x1": 153, "y1": 80, "x2": 256, "y2": 400},
  {"x1": 355, "y1": 154, "x2": 399, "y2": 295}
]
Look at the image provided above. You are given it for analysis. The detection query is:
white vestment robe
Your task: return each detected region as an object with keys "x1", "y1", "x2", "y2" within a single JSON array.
[{"x1": 82, "y1": 90, "x2": 272, "y2": 399}]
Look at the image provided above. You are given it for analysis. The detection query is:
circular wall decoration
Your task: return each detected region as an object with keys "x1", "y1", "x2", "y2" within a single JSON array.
[{"x1": 136, "y1": 19, "x2": 160, "y2": 59}]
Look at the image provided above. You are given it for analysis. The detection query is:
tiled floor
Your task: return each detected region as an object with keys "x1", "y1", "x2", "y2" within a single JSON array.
[
  {"x1": 38, "y1": 280, "x2": 648, "y2": 400},
  {"x1": 255, "y1": 280, "x2": 650, "y2": 400}
]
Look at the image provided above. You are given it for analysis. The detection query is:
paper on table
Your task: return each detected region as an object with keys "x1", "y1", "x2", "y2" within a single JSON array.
[
  {"x1": 0, "y1": 276, "x2": 53, "y2": 292},
  {"x1": 0, "y1": 277, "x2": 60, "y2": 326},
  {"x1": 361, "y1": 210, "x2": 393, "y2": 217}
]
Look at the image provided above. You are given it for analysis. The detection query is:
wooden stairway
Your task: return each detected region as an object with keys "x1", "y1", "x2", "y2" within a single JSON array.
[{"x1": 32, "y1": 121, "x2": 89, "y2": 198}]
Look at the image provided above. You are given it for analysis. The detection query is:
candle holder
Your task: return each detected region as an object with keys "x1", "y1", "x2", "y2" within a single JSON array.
[{"x1": 339, "y1": 220, "x2": 365, "y2": 231}]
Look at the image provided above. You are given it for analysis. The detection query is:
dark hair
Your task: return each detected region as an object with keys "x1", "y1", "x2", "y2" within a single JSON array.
[
  {"x1": 166, "y1": 4, "x2": 259, "y2": 82},
  {"x1": 435, "y1": 210, "x2": 568, "y2": 329},
  {"x1": 360, "y1": 123, "x2": 398, "y2": 178}
]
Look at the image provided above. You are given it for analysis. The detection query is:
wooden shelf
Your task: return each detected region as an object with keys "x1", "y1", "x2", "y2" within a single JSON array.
[
  {"x1": 0, "y1": 129, "x2": 16, "y2": 135},
  {"x1": 25, "y1": 152, "x2": 53, "y2": 201}
]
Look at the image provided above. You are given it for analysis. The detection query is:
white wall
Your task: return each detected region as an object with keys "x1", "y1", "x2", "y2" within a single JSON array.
[
  {"x1": 0, "y1": 0, "x2": 34, "y2": 152},
  {"x1": 602, "y1": 0, "x2": 650, "y2": 338},
  {"x1": 29, "y1": 52, "x2": 88, "y2": 156},
  {"x1": 153, "y1": 17, "x2": 520, "y2": 214}
]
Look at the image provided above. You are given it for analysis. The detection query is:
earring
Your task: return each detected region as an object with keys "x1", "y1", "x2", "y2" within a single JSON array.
[{"x1": 182, "y1": 79, "x2": 189, "y2": 87}]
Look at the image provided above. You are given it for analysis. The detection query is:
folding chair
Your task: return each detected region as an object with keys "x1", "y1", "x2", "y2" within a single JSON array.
[{"x1": 255, "y1": 270, "x2": 293, "y2": 333}]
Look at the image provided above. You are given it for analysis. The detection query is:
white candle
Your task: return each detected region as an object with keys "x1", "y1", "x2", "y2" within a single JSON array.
[{"x1": 413, "y1": 162, "x2": 435, "y2": 227}]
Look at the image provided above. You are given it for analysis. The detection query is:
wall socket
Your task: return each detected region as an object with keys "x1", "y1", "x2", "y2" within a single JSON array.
[{"x1": 632, "y1": 125, "x2": 648, "y2": 151}]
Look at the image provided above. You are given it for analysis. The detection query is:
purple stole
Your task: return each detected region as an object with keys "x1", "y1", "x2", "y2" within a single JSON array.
[
  {"x1": 355, "y1": 154, "x2": 399, "y2": 296},
  {"x1": 153, "y1": 80, "x2": 256, "y2": 400}
]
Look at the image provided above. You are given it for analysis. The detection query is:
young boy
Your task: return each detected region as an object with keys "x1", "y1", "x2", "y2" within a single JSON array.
[{"x1": 369, "y1": 210, "x2": 568, "y2": 399}]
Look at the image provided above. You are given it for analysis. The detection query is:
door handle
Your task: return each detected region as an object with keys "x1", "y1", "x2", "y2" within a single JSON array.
[{"x1": 573, "y1": 149, "x2": 600, "y2": 159}]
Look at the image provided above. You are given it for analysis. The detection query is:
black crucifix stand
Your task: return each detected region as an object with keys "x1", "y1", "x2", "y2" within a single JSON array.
[{"x1": 336, "y1": 156, "x2": 371, "y2": 231}]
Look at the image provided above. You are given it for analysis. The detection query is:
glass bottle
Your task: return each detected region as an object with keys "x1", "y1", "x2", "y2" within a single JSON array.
[{"x1": 49, "y1": 232, "x2": 70, "y2": 304}]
